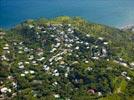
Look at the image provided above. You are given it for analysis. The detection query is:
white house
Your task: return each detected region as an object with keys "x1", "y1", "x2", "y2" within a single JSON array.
[
  {"x1": 92, "y1": 57, "x2": 99, "y2": 60},
  {"x1": 53, "y1": 94, "x2": 60, "y2": 98},
  {"x1": 130, "y1": 62, "x2": 134, "y2": 67},
  {"x1": 85, "y1": 61, "x2": 89, "y2": 63},
  {"x1": 3, "y1": 47, "x2": 9, "y2": 50},
  {"x1": 65, "y1": 73, "x2": 68, "y2": 77},
  {"x1": 55, "y1": 43, "x2": 61, "y2": 48},
  {"x1": 55, "y1": 56, "x2": 63, "y2": 61},
  {"x1": 21, "y1": 73, "x2": 25, "y2": 77},
  {"x1": 5, "y1": 44, "x2": 9, "y2": 47},
  {"x1": 87, "y1": 67, "x2": 93, "y2": 71},
  {"x1": 54, "y1": 72, "x2": 59, "y2": 76},
  {"x1": 98, "y1": 92, "x2": 102, "y2": 96},
  {"x1": 50, "y1": 48, "x2": 57, "y2": 53},
  {"x1": 29, "y1": 25, "x2": 34, "y2": 28},
  {"x1": 98, "y1": 37, "x2": 104, "y2": 40},
  {"x1": 24, "y1": 71, "x2": 29, "y2": 74},
  {"x1": 1, "y1": 87, "x2": 11, "y2": 93},
  {"x1": 18, "y1": 65, "x2": 24, "y2": 69},
  {"x1": 87, "y1": 46, "x2": 90, "y2": 49},
  {"x1": 18, "y1": 62, "x2": 23, "y2": 65},
  {"x1": 43, "y1": 65, "x2": 50, "y2": 71},
  {"x1": 121, "y1": 71, "x2": 127, "y2": 77},
  {"x1": 24, "y1": 47, "x2": 30, "y2": 52},
  {"x1": 126, "y1": 76, "x2": 131, "y2": 80},
  {"x1": 18, "y1": 51, "x2": 23, "y2": 54},
  {"x1": 85, "y1": 42, "x2": 89, "y2": 45},
  {"x1": 75, "y1": 46, "x2": 79, "y2": 50},
  {"x1": 37, "y1": 57, "x2": 45, "y2": 61},
  {"x1": 1, "y1": 55, "x2": 9, "y2": 61},
  {"x1": 86, "y1": 34, "x2": 90, "y2": 37},
  {"x1": 30, "y1": 70, "x2": 35, "y2": 74},
  {"x1": 25, "y1": 61, "x2": 30, "y2": 64},
  {"x1": 28, "y1": 55, "x2": 34, "y2": 60},
  {"x1": 12, "y1": 82, "x2": 17, "y2": 88},
  {"x1": 68, "y1": 24, "x2": 71, "y2": 27},
  {"x1": 103, "y1": 42, "x2": 108, "y2": 45}
]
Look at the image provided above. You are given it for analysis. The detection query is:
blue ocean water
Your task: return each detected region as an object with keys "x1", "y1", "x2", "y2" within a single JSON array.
[{"x1": 0, "y1": 0, "x2": 134, "y2": 28}]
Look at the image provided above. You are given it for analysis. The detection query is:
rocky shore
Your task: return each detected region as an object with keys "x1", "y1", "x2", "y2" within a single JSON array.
[{"x1": 120, "y1": 24, "x2": 134, "y2": 32}]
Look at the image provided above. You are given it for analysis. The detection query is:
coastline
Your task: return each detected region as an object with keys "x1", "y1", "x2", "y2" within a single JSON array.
[{"x1": 119, "y1": 24, "x2": 134, "y2": 32}]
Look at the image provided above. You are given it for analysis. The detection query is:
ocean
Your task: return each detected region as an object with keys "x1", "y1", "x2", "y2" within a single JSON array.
[{"x1": 0, "y1": 0, "x2": 134, "y2": 28}]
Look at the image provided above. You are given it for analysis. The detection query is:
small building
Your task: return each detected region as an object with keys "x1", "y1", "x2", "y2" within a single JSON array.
[
  {"x1": 85, "y1": 61, "x2": 89, "y2": 63},
  {"x1": 0, "y1": 32, "x2": 5, "y2": 35},
  {"x1": 30, "y1": 70, "x2": 35, "y2": 74},
  {"x1": 65, "y1": 73, "x2": 68, "y2": 77},
  {"x1": 29, "y1": 25, "x2": 34, "y2": 28},
  {"x1": 20, "y1": 74, "x2": 25, "y2": 77},
  {"x1": 98, "y1": 37, "x2": 104, "y2": 40},
  {"x1": 53, "y1": 94, "x2": 60, "y2": 98},
  {"x1": 24, "y1": 71, "x2": 29, "y2": 74},
  {"x1": 126, "y1": 76, "x2": 131, "y2": 80},
  {"x1": 50, "y1": 48, "x2": 57, "y2": 53},
  {"x1": 75, "y1": 46, "x2": 79, "y2": 50},
  {"x1": 92, "y1": 57, "x2": 99, "y2": 60},
  {"x1": 3, "y1": 44, "x2": 9, "y2": 50},
  {"x1": 37, "y1": 57, "x2": 45, "y2": 61},
  {"x1": 130, "y1": 62, "x2": 134, "y2": 67},
  {"x1": 98, "y1": 92, "x2": 102, "y2": 96},
  {"x1": 25, "y1": 61, "x2": 30, "y2": 64},
  {"x1": 18, "y1": 65, "x2": 24, "y2": 69},
  {"x1": 87, "y1": 67, "x2": 93, "y2": 71},
  {"x1": 0, "y1": 87, "x2": 11, "y2": 93},
  {"x1": 103, "y1": 42, "x2": 108, "y2": 45},
  {"x1": 86, "y1": 34, "x2": 90, "y2": 37},
  {"x1": 87, "y1": 89, "x2": 96, "y2": 94},
  {"x1": 121, "y1": 71, "x2": 127, "y2": 77},
  {"x1": 43, "y1": 65, "x2": 50, "y2": 71},
  {"x1": 28, "y1": 55, "x2": 34, "y2": 60}
]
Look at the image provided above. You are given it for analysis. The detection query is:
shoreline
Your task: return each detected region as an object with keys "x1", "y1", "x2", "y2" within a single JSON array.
[
  {"x1": 0, "y1": 18, "x2": 134, "y2": 31},
  {"x1": 119, "y1": 24, "x2": 134, "y2": 30},
  {"x1": 120, "y1": 24, "x2": 134, "y2": 32}
]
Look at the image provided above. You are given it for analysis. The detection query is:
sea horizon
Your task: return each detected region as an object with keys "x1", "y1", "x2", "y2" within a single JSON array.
[{"x1": 0, "y1": 0, "x2": 134, "y2": 28}]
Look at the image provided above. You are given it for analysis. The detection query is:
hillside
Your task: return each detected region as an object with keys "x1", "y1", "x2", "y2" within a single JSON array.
[{"x1": 0, "y1": 16, "x2": 134, "y2": 100}]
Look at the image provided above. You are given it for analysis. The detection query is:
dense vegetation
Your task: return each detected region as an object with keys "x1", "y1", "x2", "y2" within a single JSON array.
[{"x1": 0, "y1": 16, "x2": 134, "y2": 100}]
